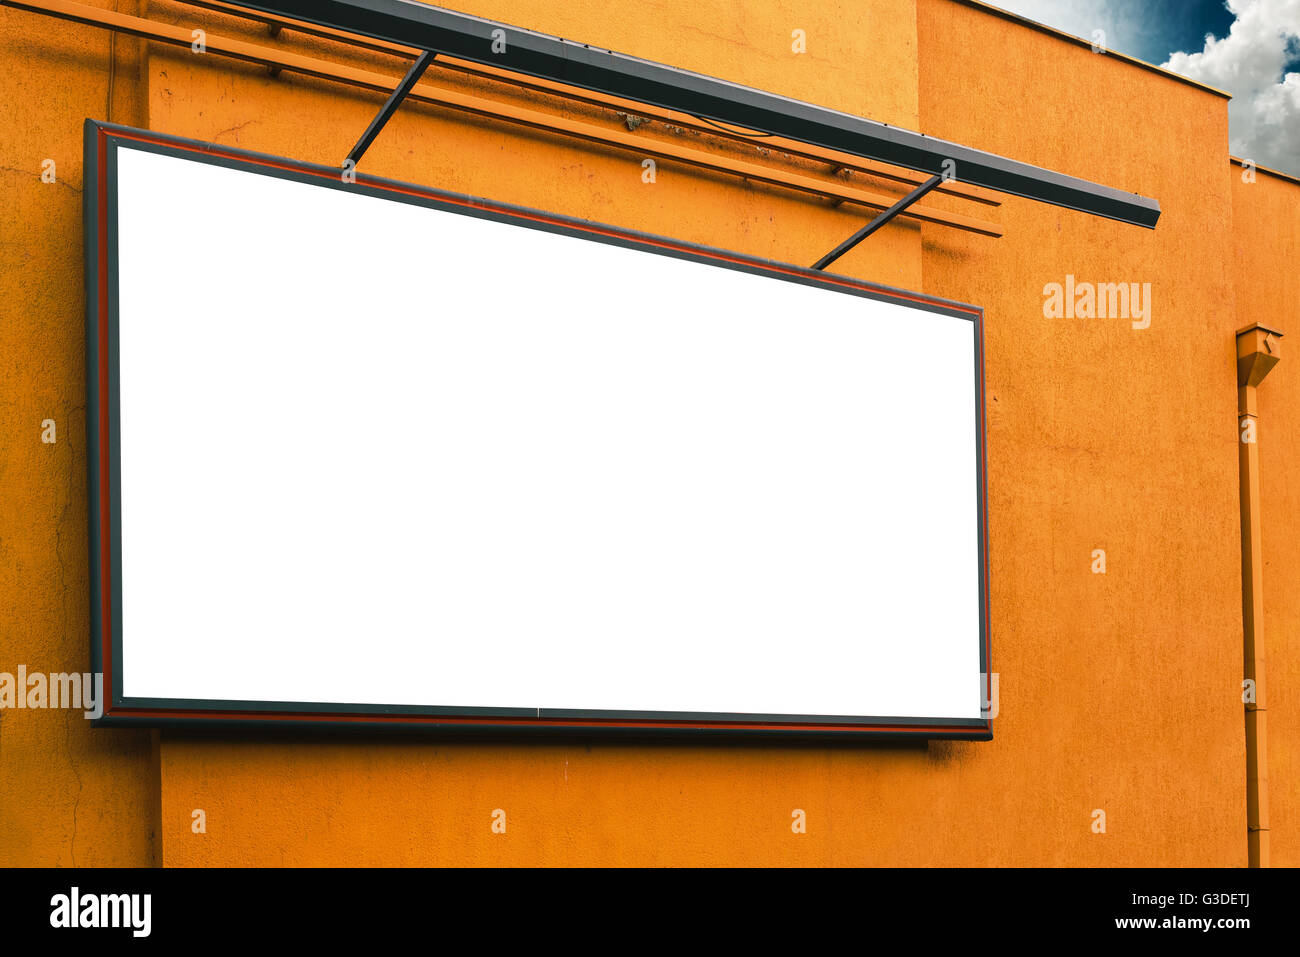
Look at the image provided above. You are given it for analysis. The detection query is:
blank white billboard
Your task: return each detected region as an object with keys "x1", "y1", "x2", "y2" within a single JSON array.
[{"x1": 88, "y1": 124, "x2": 989, "y2": 735}]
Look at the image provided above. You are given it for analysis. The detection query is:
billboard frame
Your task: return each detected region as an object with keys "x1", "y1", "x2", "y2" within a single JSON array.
[{"x1": 85, "y1": 119, "x2": 992, "y2": 740}]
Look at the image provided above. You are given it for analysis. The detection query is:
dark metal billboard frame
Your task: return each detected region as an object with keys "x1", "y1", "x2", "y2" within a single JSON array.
[{"x1": 84, "y1": 120, "x2": 994, "y2": 741}]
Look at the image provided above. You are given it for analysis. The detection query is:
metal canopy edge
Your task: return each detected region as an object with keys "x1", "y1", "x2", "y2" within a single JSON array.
[{"x1": 231, "y1": 0, "x2": 1161, "y2": 228}]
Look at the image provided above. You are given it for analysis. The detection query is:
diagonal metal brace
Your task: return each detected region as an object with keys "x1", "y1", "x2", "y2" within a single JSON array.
[
  {"x1": 812, "y1": 173, "x2": 945, "y2": 271},
  {"x1": 344, "y1": 49, "x2": 435, "y2": 168}
]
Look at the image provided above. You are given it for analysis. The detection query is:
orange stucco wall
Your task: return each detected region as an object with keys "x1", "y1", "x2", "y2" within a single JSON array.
[
  {"x1": 0, "y1": 2, "x2": 157, "y2": 867},
  {"x1": 915, "y1": 0, "x2": 1248, "y2": 866},
  {"x1": 1, "y1": 0, "x2": 1294, "y2": 867}
]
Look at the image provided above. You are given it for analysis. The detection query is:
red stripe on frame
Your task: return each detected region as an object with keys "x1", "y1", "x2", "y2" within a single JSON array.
[
  {"x1": 98, "y1": 128, "x2": 114, "y2": 708},
  {"x1": 104, "y1": 707, "x2": 987, "y2": 735}
]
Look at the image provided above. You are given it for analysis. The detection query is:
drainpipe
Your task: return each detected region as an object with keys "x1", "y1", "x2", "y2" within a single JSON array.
[{"x1": 1236, "y1": 322, "x2": 1282, "y2": 868}]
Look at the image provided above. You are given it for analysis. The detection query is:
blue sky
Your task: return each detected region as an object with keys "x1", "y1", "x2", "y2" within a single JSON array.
[{"x1": 992, "y1": 1, "x2": 1299, "y2": 175}]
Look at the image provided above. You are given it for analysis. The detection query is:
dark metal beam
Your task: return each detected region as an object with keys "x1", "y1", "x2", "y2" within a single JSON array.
[
  {"x1": 813, "y1": 174, "x2": 944, "y2": 270},
  {"x1": 229, "y1": 0, "x2": 1160, "y2": 228},
  {"x1": 345, "y1": 48, "x2": 434, "y2": 167}
]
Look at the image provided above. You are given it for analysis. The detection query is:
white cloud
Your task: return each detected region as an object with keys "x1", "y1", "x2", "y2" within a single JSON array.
[
  {"x1": 990, "y1": 1, "x2": 1299, "y2": 176},
  {"x1": 1162, "y1": 0, "x2": 1300, "y2": 175}
]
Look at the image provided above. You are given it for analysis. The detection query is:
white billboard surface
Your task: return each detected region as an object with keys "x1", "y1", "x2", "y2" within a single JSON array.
[{"x1": 108, "y1": 143, "x2": 985, "y2": 724}]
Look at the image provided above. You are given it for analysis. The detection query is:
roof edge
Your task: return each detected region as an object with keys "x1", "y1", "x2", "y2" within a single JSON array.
[
  {"x1": 947, "y1": 0, "x2": 1234, "y2": 101},
  {"x1": 1230, "y1": 156, "x2": 1300, "y2": 187}
]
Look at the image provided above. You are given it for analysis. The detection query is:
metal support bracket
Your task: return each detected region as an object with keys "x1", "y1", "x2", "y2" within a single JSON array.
[
  {"x1": 812, "y1": 173, "x2": 944, "y2": 271},
  {"x1": 344, "y1": 49, "x2": 434, "y2": 168},
  {"x1": 232, "y1": 0, "x2": 1161, "y2": 227}
]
